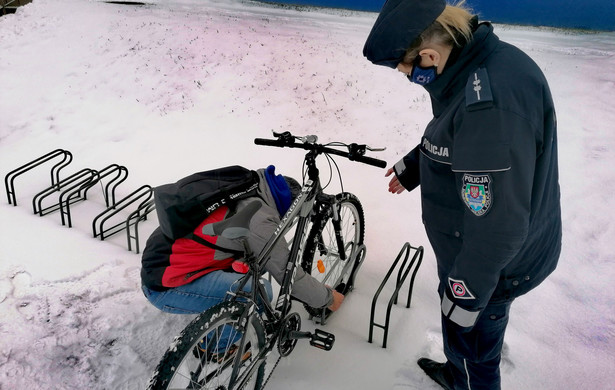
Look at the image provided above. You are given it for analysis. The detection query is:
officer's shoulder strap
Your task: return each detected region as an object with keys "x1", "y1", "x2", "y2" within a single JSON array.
[{"x1": 465, "y1": 67, "x2": 494, "y2": 111}]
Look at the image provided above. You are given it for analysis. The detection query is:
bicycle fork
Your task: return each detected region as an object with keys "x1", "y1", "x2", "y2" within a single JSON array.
[{"x1": 330, "y1": 200, "x2": 347, "y2": 261}]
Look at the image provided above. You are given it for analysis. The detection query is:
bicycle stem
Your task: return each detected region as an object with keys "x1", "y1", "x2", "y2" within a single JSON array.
[{"x1": 304, "y1": 150, "x2": 320, "y2": 182}]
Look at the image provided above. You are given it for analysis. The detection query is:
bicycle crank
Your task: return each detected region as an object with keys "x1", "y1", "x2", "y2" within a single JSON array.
[{"x1": 277, "y1": 312, "x2": 301, "y2": 357}]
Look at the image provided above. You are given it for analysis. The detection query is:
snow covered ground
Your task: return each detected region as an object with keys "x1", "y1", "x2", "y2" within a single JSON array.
[{"x1": 0, "y1": 0, "x2": 614, "y2": 389}]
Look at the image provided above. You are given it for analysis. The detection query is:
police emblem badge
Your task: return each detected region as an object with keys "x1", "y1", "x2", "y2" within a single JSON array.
[
  {"x1": 448, "y1": 277, "x2": 475, "y2": 300},
  {"x1": 461, "y1": 173, "x2": 492, "y2": 216}
]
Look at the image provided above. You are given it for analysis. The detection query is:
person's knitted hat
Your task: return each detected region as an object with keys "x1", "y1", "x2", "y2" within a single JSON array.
[
  {"x1": 264, "y1": 165, "x2": 293, "y2": 216},
  {"x1": 363, "y1": 0, "x2": 446, "y2": 68}
]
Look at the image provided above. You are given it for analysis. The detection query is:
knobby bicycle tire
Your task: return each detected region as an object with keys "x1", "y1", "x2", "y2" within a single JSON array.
[
  {"x1": 301, "y1": 192, "x2": 365, "y2": 317},
  {"x1": 147, "y1": 301, "x2": 267, "y2": 390}
]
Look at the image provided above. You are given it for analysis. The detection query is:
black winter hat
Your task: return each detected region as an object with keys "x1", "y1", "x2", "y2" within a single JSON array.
[{"x1": 363, "y1": 0, "x2": 446, "y2": 68}]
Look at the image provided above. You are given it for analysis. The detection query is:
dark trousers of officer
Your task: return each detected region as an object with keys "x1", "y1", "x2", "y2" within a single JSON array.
[{"x1": 441, "y1": 299, "x2": 513, "y2": 390}]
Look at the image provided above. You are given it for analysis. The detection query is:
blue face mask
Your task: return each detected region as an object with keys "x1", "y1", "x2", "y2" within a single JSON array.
[{"x1": 408, "y1": 63, "x2": 437, "y2": 85}]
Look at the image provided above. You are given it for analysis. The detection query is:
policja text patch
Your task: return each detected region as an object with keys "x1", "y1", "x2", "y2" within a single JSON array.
[{"x1": 461, "y1": 173, "x2": 492, "y2": 216}]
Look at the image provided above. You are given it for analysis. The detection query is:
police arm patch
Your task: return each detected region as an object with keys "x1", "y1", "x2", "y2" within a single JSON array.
[
  {"x1": 448, "y1": 278, "x2": 476, "y2": 300},
  {"x1": 461, "y1": 173, "x2": 492, "y2": 216}
]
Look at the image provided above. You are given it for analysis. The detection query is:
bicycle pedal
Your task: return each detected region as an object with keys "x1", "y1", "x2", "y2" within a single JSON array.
[{"x1": 310, "y1": 329, "x2": 335, "y2": 351}]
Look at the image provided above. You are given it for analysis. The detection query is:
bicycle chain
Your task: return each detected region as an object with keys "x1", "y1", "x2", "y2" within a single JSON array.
[
  {"x1": 260, "y1": 354, "x2": 282, "y2": 390},
  {"x1": 235, "y1": 351, "x2": 281, "y2": 390}
]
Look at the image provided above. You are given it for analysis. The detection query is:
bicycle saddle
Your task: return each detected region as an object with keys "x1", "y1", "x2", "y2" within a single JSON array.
[{"x1": 202, "y1": 200, "x2": 262, "y2": 239}]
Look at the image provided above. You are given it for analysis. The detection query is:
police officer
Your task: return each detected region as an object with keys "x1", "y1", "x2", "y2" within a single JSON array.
[{"x1": 363, "y1": 1, "x2": 562, "y2": 389}]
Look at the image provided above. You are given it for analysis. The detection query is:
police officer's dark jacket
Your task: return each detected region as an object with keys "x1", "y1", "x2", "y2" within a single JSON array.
[{"x1": 393, "y1": 23, "x2": 562, "y2": 330}]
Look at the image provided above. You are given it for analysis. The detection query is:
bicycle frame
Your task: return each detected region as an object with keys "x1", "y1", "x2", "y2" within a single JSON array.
[
  {"x1": 229, "y1": 178, "x2": 317, "y2": 304},
  {"x1": 223, "y1": 178, "x2": 322, "y2": 389},
  {"x1": 224, "y1": 149, "x2": 367, "y2": 388}
]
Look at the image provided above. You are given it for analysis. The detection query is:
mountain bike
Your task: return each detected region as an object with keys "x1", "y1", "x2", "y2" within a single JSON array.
[{"x1": 147, "y1": 131, "x2": 386, "y2": 390}]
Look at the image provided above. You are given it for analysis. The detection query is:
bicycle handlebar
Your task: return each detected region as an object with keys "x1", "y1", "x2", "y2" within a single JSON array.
[{"x1": 254, "y1": 134, "x2": 387, "y2": 169}]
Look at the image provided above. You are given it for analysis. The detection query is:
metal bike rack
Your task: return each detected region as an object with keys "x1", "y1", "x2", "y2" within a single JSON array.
[
  {"x1": 309, "y1": 244, "x2": 366, "y2": 326},
  {"x1": 32, "y1": 168, "x2": 98, "y2": 218},
  {"x1": 4, "y1": 149, "x2": 157, "y2": 252},
  {"x1": 368, "y1": 242, "x2": 423, "y2": 348},
  {"x1": 92, "y1": 184, "x2": 154, "y2": 242},
  {"x1": 60, "y1": 164, "x2": 129, "y2": 228},
  {"x1": 85, "y1": 164, "x2": 129, "y2": 208},
  {"x1": 126, "y1": 199, "x2": 156, "y2": 253},
  {"x1": 4, "y1": 149, "x2": 72, "y2": 206}
]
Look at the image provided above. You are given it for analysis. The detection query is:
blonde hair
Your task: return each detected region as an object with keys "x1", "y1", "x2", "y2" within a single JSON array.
[{"x1": 402, "y1": 1, "x2": 474, "y2": 64}]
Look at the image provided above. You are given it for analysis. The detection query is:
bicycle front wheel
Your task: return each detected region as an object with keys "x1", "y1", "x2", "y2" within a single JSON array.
[
  {"x1": 147, "y1": 301, "x2": 266, "y2": 390},
  {"x1": 302, "y1": 192, "x2": 365, "y2": 308}
]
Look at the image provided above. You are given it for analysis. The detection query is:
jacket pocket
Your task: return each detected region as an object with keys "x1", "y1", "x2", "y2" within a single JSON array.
[{"x1": 422, "y1": 201, "x2": 464, "y2": 238}]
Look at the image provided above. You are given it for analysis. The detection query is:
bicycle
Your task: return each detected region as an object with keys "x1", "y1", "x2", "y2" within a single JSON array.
[{"x1": 147, "y1": 131, "x2": 386, "y2": 390}]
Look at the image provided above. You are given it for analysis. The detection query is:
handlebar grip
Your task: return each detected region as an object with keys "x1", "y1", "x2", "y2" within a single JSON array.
[
  {"x1": 352, "y1": 155, "x2": 388, "y2": 168},
  {"x1": 254, "y1": 138, "x2": 284, "y2": 147}
]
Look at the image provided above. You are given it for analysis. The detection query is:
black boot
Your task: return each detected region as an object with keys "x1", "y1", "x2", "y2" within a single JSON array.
[{"x1": 417, "y1": 358, "x2": 455, "y2": 390}]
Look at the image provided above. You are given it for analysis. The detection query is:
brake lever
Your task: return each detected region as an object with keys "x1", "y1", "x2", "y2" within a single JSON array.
[
  {"x1": 347, "y1": 143, "x2": 386, "y2": 161},
  {"x1": 272, "y1": 130, "x2": 290, "y2": 138},
  {"x1": 272, "y1": 130, "x2": 296, "y2": 146}
]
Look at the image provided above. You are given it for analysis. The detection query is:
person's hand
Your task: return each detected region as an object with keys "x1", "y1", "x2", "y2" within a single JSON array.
[
  {"x1": 385, "y1": 168, "x2": 406, "y2": 194},
  {"x1": 328, "y1": 290, "x2": 345, "y2": 311}
]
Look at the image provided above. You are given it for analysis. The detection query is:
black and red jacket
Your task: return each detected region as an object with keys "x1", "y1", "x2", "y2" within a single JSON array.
[
  {"x1": 141, "y1": 206, "x2": 238, "y2": 291},
  {"x1": 140, "y1": 168, "x2": 334, "y2": 308}
]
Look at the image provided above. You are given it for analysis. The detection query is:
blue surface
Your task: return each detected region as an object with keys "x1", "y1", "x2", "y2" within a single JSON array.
[{"x1": 263, "y1": 0, "x2": 615, "y2": 31}]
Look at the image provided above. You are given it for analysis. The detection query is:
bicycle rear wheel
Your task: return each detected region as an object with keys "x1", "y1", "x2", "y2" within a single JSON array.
[
  {"x1": 302, "y1": 192, "x2": 365, "y2": 315},
  {"x1": 147, "y1": 301, "x2": 266, "y2": 390}
]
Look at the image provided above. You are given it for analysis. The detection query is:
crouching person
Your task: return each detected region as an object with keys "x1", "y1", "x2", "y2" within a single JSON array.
[{"x1": 140, "y1": 165, "x2": 344, "y2": 317}]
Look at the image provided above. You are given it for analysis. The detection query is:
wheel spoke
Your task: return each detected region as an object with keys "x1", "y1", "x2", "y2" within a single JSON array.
[
  {"x1": 302, "y1": 194, "x2": 365, "y2": 317},
  {"x1": 148, "y1": 302, "x2": 266, "y2": 390}
]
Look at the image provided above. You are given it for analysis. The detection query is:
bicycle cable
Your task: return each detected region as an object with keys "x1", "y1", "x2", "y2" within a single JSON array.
[
  {"x1": 321, "y1": 153, "x2": 334, "y2": 191},
  {"x1": 324, "y1": 152, "x2": 344, "y2": 193},
  {"x1": 324, "y1": 141, "x2": 351, "y2": 193}
]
